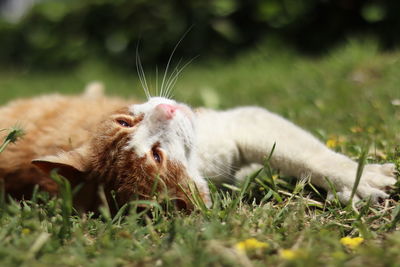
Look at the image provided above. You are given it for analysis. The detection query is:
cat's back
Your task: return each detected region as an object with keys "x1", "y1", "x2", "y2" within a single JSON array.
[
  {"x1": 0, "y1": 90, "x2": 135, "y2": 197},
  {"x1": 0, "y1": 92, "x2": 132, "y2": 152}
]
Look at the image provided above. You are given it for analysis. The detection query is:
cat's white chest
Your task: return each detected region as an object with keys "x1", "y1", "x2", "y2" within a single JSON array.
[{"x1": 195, "y1": 109, "x2": 241, "y2": 182}]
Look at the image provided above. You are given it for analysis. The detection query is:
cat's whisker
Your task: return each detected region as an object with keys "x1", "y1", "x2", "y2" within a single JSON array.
[
  {"x1": 181, "y1": 144, "x2": 240, "y2": 180},
  {"x1": 165, "y1": 68, "x2": 182, "y2": 99},
  {"x1": 164, "y1": 57, "x2": 198, "y2": 100},
  {"x1": 180, "y1": 130, "x2": 240, "y2": 179},
  {"x1": 202, "y1": 160, "x2": 240, "y2": 180},
  {"x1": 160, "y1": 47, "x2": 177, "y2": 98},
  {"x1": 160, "y1": 29, "x2": 192, "y2": 99},
  {"x1": 203, "y1": 159, "x2": 240, "y2": 179},
  {"x1": 202, "y1": 167, "x2": 238, "y2": 182},
  {"x1": 155, "y1": 66, "x2": 159, "y2": 97},
  {"x1": 163, "y1": 59, "x2": 182, "y2": 99},
  {"x1": 135, "y1": 45, "x2": 151, "y2": 99},
  {"x1": 138, "y1": 61, "x2": 151, "y2": 99}
]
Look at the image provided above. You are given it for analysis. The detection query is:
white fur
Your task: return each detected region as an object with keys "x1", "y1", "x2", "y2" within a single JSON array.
[
  {"x1": 126, "y1": 97, "x2": 211, "y2": 205},
  {"x1": 127, "y1": 97, "x2": 397, "y2": 205},
  {"x1": 196, "y1": 107, "x2": 397, "y2": 203},
  {"x1": 127, "y1": 97, "x2": 195, "y2": 161}
]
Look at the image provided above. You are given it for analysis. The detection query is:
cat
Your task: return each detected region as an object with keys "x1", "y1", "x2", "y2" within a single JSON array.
[{"x1": 0, "y1": 83, "x2": 397, "y2": 212}]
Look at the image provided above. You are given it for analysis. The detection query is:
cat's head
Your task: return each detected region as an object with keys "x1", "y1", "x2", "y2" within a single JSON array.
[{"x1": 32, "y1": 97, "x2": 210, "y2": 211}]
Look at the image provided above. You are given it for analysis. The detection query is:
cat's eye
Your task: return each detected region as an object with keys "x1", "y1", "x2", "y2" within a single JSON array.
[
  {"x1": 152, "y1": 146, "x2": 162, "y2": 164},
  {"x1": 116, "y1": 119, "x2": 132, "y2": 128}
]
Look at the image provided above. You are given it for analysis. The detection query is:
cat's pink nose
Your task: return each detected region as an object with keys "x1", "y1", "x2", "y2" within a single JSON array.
[{"x1": 155, "y1": 103, "x2": 178, "y2": 120}]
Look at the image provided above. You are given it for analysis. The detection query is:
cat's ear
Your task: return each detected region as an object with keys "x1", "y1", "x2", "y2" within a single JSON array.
[{"x1": 32, "y1": 146, "x2": 91, "y2": 181}]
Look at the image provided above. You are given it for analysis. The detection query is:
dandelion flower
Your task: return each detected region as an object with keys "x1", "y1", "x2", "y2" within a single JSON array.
[
  {"x1": 279, "y1": 249, "x2": 305, "y2": 260},
  {"x1": 326, "y1": 139, "x2": 336, "y2": 148},
  {"x1": 340, "y1": 237, "x2": 364, "y2": 250},
  {"x1": 235, "y1": 238, "x2": 269, "y2": 252}
]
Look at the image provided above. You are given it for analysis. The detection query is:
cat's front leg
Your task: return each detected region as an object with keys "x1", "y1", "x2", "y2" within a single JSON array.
[
  {"x1": 219, "y1": 107, "x2": 397, "y2": 203},
  {"x1": 304, "y1": 151, "x2": 397, "y2": 203}
]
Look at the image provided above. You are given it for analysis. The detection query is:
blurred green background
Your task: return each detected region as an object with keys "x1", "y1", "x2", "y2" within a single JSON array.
[
  {"x1": 0, "y1": 0, "x2": 399, "y2": 143},
  {"x1": 0, "y1": 0, "x2": 399, "y2": 69}
]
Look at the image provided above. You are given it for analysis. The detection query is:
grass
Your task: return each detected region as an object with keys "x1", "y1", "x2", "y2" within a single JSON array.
[{"x1": 0, "y1": 38, "x2": 400, "y2": 266}]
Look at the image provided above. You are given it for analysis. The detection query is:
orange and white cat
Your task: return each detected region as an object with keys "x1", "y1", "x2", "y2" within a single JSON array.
[{"x1": 0, "y1": 83, "x2": 397, "y2": 211}]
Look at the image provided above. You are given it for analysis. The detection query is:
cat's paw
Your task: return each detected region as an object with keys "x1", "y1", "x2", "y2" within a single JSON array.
[
  {"x1": 365, "y1": 163, "x2": 397, "y2": 177},
  {"x1": 327, "y1": 163, "x2": 397, "y2": 204}
]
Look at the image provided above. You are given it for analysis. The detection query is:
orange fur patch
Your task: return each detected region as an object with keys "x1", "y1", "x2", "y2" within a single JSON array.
[{"x1": 0, "y1": 93, "x2": 193, "y2": 212}]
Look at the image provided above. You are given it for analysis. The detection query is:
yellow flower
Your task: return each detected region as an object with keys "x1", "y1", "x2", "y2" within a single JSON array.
[
  {"x1": 21, "y1": 228, "x2": 31, "y2": 235},
  {"x1": 279, "y1": 249, "x2": 305, "y2": 260},
  {"x1": 326, "y1": 139, "x2": 336, "y2": 148},
  {"x1": 326, "y1": 139, "x2": 338, "y2": 148},
  {"x1": 340, "y1": 237, "x2": 364, "y2": 250},
  {"x1": 326, "y1": 135, "x2": 346, "y2": 148},
  {"x1": 235, "y1": 238, "x2": 269, "y2": 252}
]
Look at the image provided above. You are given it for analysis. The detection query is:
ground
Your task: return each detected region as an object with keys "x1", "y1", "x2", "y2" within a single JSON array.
[{"x1": 0, "y1": 39, "x2": 399, "y2": 266}]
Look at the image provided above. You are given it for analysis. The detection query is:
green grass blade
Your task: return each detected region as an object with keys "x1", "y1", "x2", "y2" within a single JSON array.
[
  {"x1": 388, "y1": 205, "x2": 400, "y2": 230},
  {"x1": 0, "y1": 127, "x2": 25, "y2": 153},
  {"x1": 49, "y1": 169, "x2": 73, "y2": 239},
  {"x1": 111, "y1": 203, "x2": 129, "y2": 225},
  {"x1": 350, "y1": 147, "x2": 368, "y2": 203}
]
